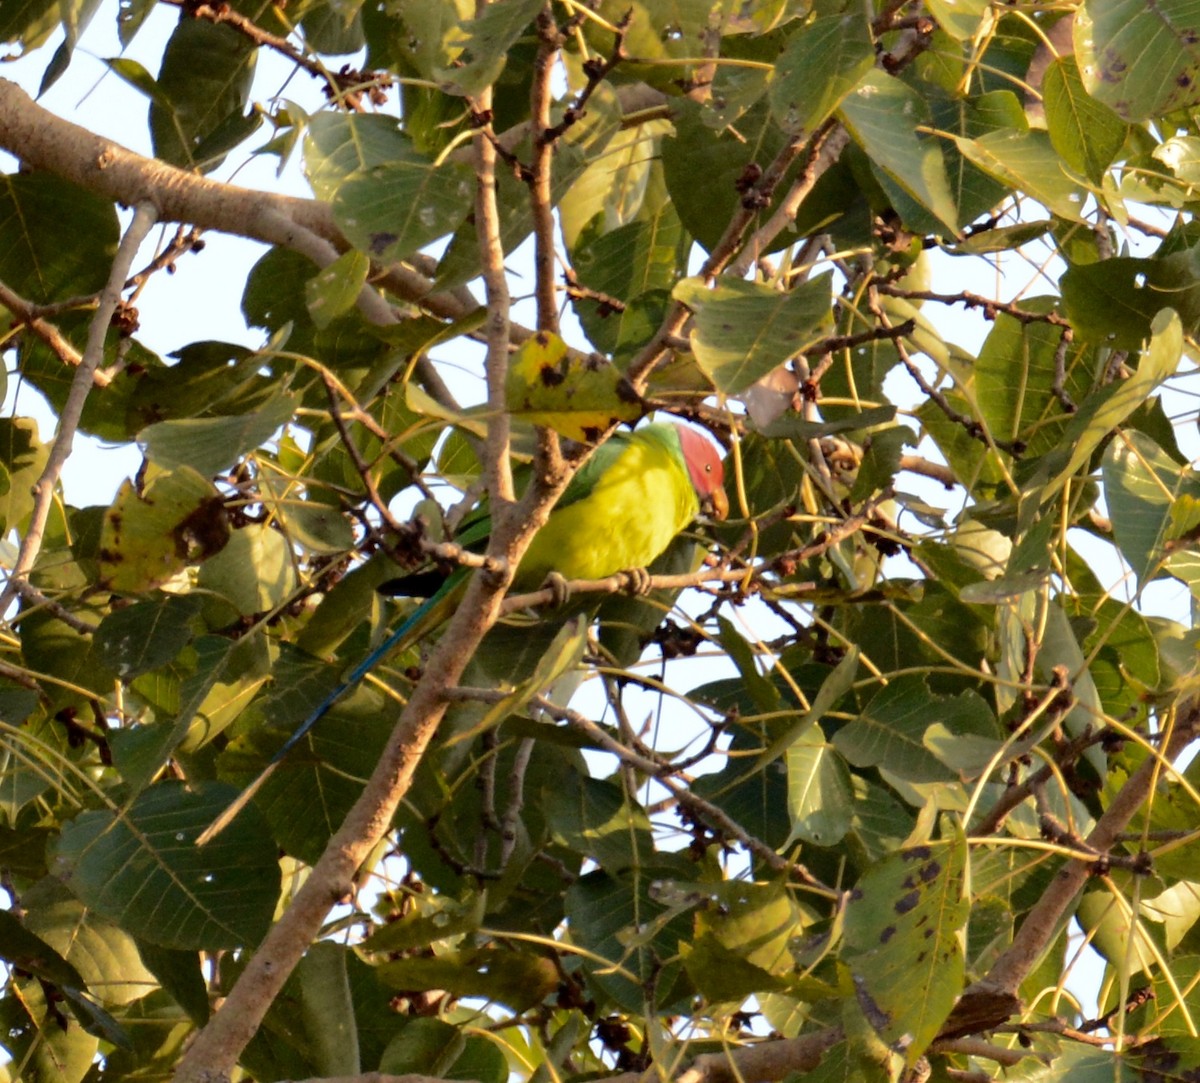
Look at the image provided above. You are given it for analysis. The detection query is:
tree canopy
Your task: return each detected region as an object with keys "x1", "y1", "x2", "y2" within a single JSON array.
[{"x1": 3, "y1": 1, "x2": 1200, "y2": 1081}]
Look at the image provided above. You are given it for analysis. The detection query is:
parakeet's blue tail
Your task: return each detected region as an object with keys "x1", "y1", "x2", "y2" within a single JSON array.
[{"x1": 195, "y1": 588, "x2": 447, "y2": 846}]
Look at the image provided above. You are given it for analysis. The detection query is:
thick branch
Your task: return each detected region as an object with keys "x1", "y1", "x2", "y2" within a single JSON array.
[
  {"x1": 0, "y1": 74, "x2": 467, "y2": 336},
  {"x1": 941, "y1": 701, "x2": 1200, "y2": 1037},
  {"x1": 605, "y1": 1027, "x2": 844, "y2": 1083}
]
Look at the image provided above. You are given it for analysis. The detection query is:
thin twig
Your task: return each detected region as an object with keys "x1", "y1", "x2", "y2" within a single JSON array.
[
  {"x1": 866, "y1": 286, "x2": 1023, "y2": 457},
  {"x1": 728, "y1": 121, "x2": 850, "y2": 278},
  {"x1": 530, "y1": 4, "x2": 562, "y2": 335},
  {"x1": 159, "y1": 0, "x2": 392, "y2": 110},
  {"x1": 499, "y1": 736, "x2": 535, "y2": 865},
  {"x1": 0, "y1": 280, "x2": 104, "y2": 384},
  {"x1": 0, "y1": 203, "x2": 157, "y2": 615},
  {"x1": 875, "y1": 284, "x2": 1071, "y2": 327},
  {"x1": 446, "y1": 686, "x2": 835, "y2": 894}
]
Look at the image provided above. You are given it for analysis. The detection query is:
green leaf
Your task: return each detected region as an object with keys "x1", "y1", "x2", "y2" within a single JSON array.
[
  {"x1": 786, "y1": 723, "x2": 854, "y2": 846},
  {"x1": 0, "y1": 173, "x2": 118, "y2": 305},
  {"x1": 924, "y1": 0, "x2": 989, "y2": 40},
  {"x1": 34, "y1": 0, "x2": 99, "y2": 94},
  {"x1": 21, "y1": 877, "x2": 154, "y2": 1009},
  {"x1": 435, "y1": 0, "x2": 544, "y2": 96},
  {"x1": 136, "y1": 940, "x2": 210, "y2": 1024},
  {"x1": 838, "y1": 71, "x2": 958, "y2": 233},
  {"x1": 928, "y1": 89, "x2": 1022, "y2": 228},
  {"x1": 716, "y1": 616, "x2": 780, "y2": 713},
  {"x1": 1034, "y1": 602, "x2": 1105, "y2": 772},
  {"x1": 0, "y1": 0, "x2": 60, "y2": 51},
  {"x1": 140, "y1": 392, "x2": 297, "y2": 477},
  {"x1": 104, "y1": 55, "x2": 176, "y2": 111},
  {"x1": 661, "y1": 98, "x2": 793, "y2": 254},
  {"x1": 564, "y1": 860, "x2": 695, "y2": 1011},
  {"x1": 53, "y1": 780, "x2": 281, "y2": 950},
  {"x1": 954, "y1": 128, "x2": 1087, "y2": 220},
  {"x1": 558, "y1": 120, "x2": 669, "y2": 250},
  {"x1": 436, "y1": 93, "x2": 620, "y2": 288},
  {"x1": 284, "y1": 501, "x2": 356, "y2": 554},
  {"x1": 833, "y1": 676, "x2": 995, "y2": 783},
  {"x1": 333, "y1": 155, "x2": 474, "y2": 265},
  {"x1": 844, "y1": 835, "x2": 968, "y2": 1062},
  {"x1": 673, "y1": 274, "x2": 833, "y2": 394},
  {"x1": 378, "y1": 950, "x2": 559, "y2": 1013},
  {"x1": 196, "y1": 522, "x2": 297, "y2": 616},
  {"x1": 305, "y1": 249, "x2": 370, "y2": 328},
  {"x1": 0, "y1": 905, "x2": 86, "y2": 991},
  {"x1": 1076, "y1": 0, "x2": 1200, "y2": 121},
  {"x1": 1043, "y1": 55, "x2": 1128, "y2": 184},
  {"x1": 769, "y1": 12, "x2": 875, "y2": 133},
  {"x1": 544, "y1": 774, "x2": 654, "y2": 873},
  {"x1": 363, "y1": 893, "x2": 485, "y2": 953},
  {"x1": 109, "y1": 635, "x2": 261, "y2": 792},
  {"x1": 761, "y1": 405, "x2": 897, "y2": 441},
  {"x1": 1103, "y1": 429, "x2": 1200, "y2": 584},
  {"x1": 150, "y1": 18, "x2": 256, "y2": 171},
  {"x1": 973, "y1": 301, "x2": 1080, "y2": 451},
  {"x1": 680, "y1": 933, "x2": 787, "y2": 1002},
  {"x1": 570, "y1": 180, "x2": 688, "y2": 355},
  {"x1": 380, "y1": 1017, "x2": 508, "y2": 1083},
  {"x1": 304, "y1": 112, "x2": 415, "y2": 199},
  {"x1": 1030, "y1": 308, "x2": 1182, "y2": 504},
  {"x1": 1060, "y1": 257, "x2": 1181, "y2": 348},
  {"x1": 296, "y1": 942, "x2": 359, "y2": 1076},
  {"x1": 756, "y1": 646, "x2": 859, "y2": 768},
  {"x1": 0, "y1": 980, "x2": 99, "y2": 1083},
  {"x1": 0, "y1": 417, "x2": 49, "y2": 535}
]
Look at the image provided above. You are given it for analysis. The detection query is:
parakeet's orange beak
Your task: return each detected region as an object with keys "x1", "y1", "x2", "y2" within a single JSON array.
[{"x1": 704, "y1": 486, "x2": 729, "y2": 521}]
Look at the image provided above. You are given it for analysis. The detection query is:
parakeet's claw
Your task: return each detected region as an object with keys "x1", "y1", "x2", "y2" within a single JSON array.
[
  {"x1": 622, "y1": 567, "x2": 653, "y2": 595},
  {"x1": 542, "y1": 571, "x2": 572, "y2": 608}
]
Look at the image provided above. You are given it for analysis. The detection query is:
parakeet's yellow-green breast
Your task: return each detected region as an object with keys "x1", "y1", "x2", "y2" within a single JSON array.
[{"x1": 514, "y1": 422, "x2": 727, "y2": 587}]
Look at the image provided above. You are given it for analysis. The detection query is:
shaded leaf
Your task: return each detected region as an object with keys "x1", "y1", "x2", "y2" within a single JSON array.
[
  {"x1": 1043, "y1": 55, "x2": 1128, "y2": 184},
  {"x1": 839, "y1": 72, "x2": 958, "y2": 233},
  {"x1": 769, "y1": 12, "x2": 875, "y2": 134},
  {"x1": 54, "y1": 780, "x2": 281, "y2": 950},
  {"x1": 150, "y1": 18, "x2": 256, "y2": 171}
]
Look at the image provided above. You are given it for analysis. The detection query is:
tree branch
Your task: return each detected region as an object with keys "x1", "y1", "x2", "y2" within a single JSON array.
[
  {"x1": 530, "y1": 4, "x2": 562, "y2": 335},
  {"x1": 941, "y1": 699, "x2": 1200, "y2": 1038}
]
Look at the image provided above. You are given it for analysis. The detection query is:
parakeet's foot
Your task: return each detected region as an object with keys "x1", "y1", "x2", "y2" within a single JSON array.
[
  {"x1": 621, "y1": 567, "x2": 653, "y2": 595},
  {"x1": 542, "y1": 571, "x2": 572, "y2": 607}
]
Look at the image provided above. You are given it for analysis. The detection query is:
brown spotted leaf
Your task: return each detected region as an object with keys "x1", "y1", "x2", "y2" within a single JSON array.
[
  {"x1": 1076, "y1": 0, "x2": 1200, "y2": 121},
  {"x1": 505, "y1": 331, "x2": 640, "y2": 441},
  {"x1": 99, "y1": 466, "x2": 230, "y2": 593},
  {"x1": 844, "y1": 834, "x2": 968, "y2": 1064}
]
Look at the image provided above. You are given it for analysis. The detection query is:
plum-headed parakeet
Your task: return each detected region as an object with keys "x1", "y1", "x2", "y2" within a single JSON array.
[{"x1": 198, "y1": 422, "x2": 725, "y2": 842}]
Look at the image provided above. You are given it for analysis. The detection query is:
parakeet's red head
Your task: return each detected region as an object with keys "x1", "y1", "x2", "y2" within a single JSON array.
[{"x1": 675, "y1": 424, "x2": 729, "y2": 521}]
